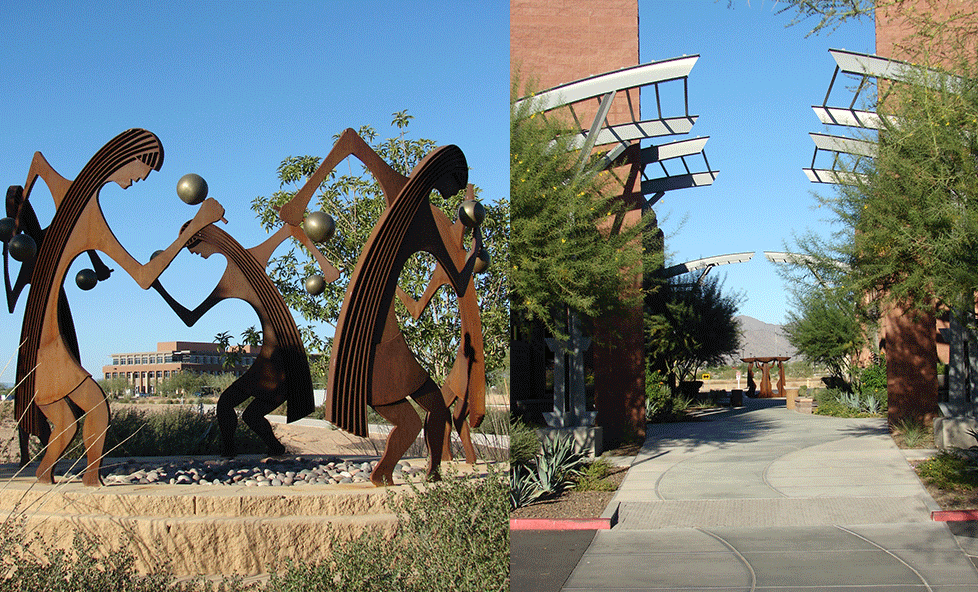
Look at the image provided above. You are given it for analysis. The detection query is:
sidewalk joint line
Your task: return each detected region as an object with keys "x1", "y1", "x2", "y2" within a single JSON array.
[
  {"x1": 697, "y1": 527, "x2": 757, "y2": 592},
  {"x1": 834, "y1": 524, "x2": 933, "y2": 592}
]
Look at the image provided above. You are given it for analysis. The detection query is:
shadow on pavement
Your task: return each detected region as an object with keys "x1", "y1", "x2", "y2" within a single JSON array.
[{"x1": 510, "y1": 530, "x2": 596, "y2": 592}]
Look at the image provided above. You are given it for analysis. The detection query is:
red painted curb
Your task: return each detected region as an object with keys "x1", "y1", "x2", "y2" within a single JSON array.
[
  {"x1": 510, "y1": 518, "x2": 612, "y2": 531},
  {"x1": 932, "y1": 510, "x2": 978, "y2": 522}
]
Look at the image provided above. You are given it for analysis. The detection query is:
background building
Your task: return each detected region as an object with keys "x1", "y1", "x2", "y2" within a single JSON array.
[{"x1": 102, "y1": 341, "x2": 258, "y2": 395}]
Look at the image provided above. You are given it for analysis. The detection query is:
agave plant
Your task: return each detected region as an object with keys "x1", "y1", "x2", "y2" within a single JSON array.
[
  {"x1": 840, "y1": 391, "x2": 862, "y2": 410},
  {"x1": 529, "y1": 434, "x2": 587, "y2": 496},
  {"x1": 510, "y1": 465, "x2": 543, "y2": 509}
]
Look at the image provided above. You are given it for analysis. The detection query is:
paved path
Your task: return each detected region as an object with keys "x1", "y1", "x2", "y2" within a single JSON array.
[{"x1": 513, "y1": 398, "x2": 978, "y2": 591}]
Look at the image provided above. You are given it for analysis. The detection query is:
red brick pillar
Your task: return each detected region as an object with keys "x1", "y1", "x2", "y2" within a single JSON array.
[{"x1": 884, "y1": 305, "x2": 938, "y2": 424}]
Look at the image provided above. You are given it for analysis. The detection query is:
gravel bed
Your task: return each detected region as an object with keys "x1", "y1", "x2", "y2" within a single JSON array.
[{"x1": 61, "y1": 456, "x2": 429, "y2": 487}]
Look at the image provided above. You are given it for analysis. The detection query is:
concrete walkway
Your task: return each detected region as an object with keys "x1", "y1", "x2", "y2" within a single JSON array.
[{"x1": 513, "y1": 397, "x2": 978, "y2": 591}]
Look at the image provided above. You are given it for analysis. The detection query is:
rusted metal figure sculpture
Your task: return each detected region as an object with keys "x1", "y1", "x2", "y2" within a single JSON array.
[
  {"x1": 2, "y1": 129, "x2": 225, "y2": 485},
  {"x1": 2, "y1": 128, "x2": 486, "y2": 488},
  {"x1": 277, "y1": 129, "x2": 486, "y2": 485},
  {"x1": 396, "y1": 186, "x2": 487, "y2": 464},
  {"x1": 741, "y1": 357, "x2": 790, "y2": 399},
  {"x1": 152, "y1": 216, "x2": 337, "y2": 457}
]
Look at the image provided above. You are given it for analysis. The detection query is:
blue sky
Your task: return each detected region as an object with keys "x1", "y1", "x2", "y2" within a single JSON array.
[
  {"x1": 0, "y1": 1, "x2": 508, "y2": 384},
  {"x1": 641, "y1": 0, "x2": 875, "y2": 334},
  {"x1": 0, "y1": 1, "x2": 878, "y2": 384}
]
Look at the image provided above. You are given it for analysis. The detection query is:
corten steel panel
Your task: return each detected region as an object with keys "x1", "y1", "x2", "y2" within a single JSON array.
[
  {"x1": 884, "y1": 305, "x2": 939, "y2": 424},
  {"x1": 151, "y1": 223, "x2": 315, "y2": 424},
  {"x1": 8, "y1": 129, "x2": 226, "y2": 485}
]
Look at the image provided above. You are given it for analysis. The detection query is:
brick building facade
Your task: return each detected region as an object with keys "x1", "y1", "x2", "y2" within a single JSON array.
[
  {"x1": 102, "y1": 341, "x2": 258, "y2": 395},
  {"x1": 512, "y1": 0, "x2": 646, "y2": 446}
]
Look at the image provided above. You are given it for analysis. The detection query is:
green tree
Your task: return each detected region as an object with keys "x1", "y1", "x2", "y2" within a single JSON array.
[
  {"x1": 97, "y1": 375, "x2": 131, "y2": 398},
  {"x1": 250, "y1": 113, "x2": 509, "y2": 384},
  {"x1": 156, "y1": 370, "x2": 208, "y2": 397},
  {"x1": 510, "y1": 81, "x2": 645, "y2": 339},
  {"x1": 213, "y1": 331, "x2": 242, "y2": 371},
  {"x1": 646, "y1": 275, "x2": 742, "y2": 390},
  {"x1": 774, "y1": 0, "x2": 875, "y2": 36},
  {"x1": 241, "y1": 326, "x2": 262, "y2": 348},
  {"x1": 784, "y1": 286, "x2": 867, "y2": 389},
  {"x1": 833, "y1": 61, "x2": 978, "y2": 321}
]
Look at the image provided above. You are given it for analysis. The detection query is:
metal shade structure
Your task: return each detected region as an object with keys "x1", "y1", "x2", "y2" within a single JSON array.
[
  {"x1": 516, "y1": 55, "x2": 717, "y2": 207},
  {"x1": 804, "y1": 48, "x2": 960, "y2": 186},
  {"x1": 764, "y1": 250, "x2": 850, "y2": 287},
  {"x1": 659, "y1": 251, "x2": 756, "y2": 284}
]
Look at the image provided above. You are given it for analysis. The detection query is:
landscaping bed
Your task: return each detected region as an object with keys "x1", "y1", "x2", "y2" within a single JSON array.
[{"x1": 509, "y1": 465, "x2": 627, "y2": 520}]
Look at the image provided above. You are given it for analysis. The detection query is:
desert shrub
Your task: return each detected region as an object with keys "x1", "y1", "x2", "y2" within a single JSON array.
[
  {"x1": 892, "y1": 418, "x2": 931, "y2": 448},
  {"x1": 89, "y1": 406, "x2": 267, "y2": 458},
  {"x1": 813, "y1": 388, "x2": 884, "y2": 418},
  {"x1": 266, "y1": 467, "x2": 508, "y2": 592},
  {"x1": 645, "y1": 369, "x2": 693, "y2": 422},
  {"x1": 572, "y1": 457, "x2": 616, "y2": 492},
  {"x1": 916, "y1": 451, "x2": 978, "y2": 491},
  {"x1": 529, "y1": 434, "x2": 586, "y2": 497},
  {"x1": 858, "y1": 356, "x2": 887, "y2": 399},
  {"x1": 509, "y1": 418, "x2": 540, "y2": 466},
  {"x1": 0, "y1": 514, "x2": 220, "y2": 592}
]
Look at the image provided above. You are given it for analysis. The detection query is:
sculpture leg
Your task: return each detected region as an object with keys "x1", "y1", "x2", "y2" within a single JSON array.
[
  {"x1": 411, "y1": 379, "x2": 450, "y2": 480},
  {"x1": 242, "y1": 395, "x2": 287, "y2": 457},
  {"x1": 66, "y1": 378, "x2": 110, "y2": 486},
  {"x1": 449, "y1": 395, "x2": 477, "y2": 464},
  {"x1": 216, "y1": 384, "x2": 250, "y2": 458},
  {"x1": 370, "y1": 399, "x2": 422, "y2": 486},
  {"x1": 456, "y1": 414, "x2": 476, "y2": 465},
  {"x1": 35, "y1": 399, "x2": 77, "y2": 485},
  {"x1": 19, "y1": 405, "x2": 50, "y2": 467}
]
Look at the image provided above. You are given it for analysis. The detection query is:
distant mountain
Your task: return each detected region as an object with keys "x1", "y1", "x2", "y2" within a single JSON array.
[{"x1": 728, "y1": 315, "x2": 796, "y2": 362}]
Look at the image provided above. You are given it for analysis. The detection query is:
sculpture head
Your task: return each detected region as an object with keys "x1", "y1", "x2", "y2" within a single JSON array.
[
  {"x1": 108, "y1": 158, "x2": 153, "y2": 189},
  {"x1": 188, "y1": 235, "x2": 218, "y2": 259},
  {"x1": 95, "y1": 130, "x2": 163, "y2": 190}
]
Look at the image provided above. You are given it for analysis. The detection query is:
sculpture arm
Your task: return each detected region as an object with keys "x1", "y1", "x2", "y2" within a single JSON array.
[
  {"x1": 395, "y1": 262, "x2": 449, "y2": 321},
  {"x1": 4, "y1": 185, "x2": 43, "y2": 312},
  {"x1": 92, "y1": 197, "x2": 225, "y2": 290},
  {"x1": 286, "y1": 224, "x2": 340, "y2": 283},
  {"x1": 23, "y1": 152, "x2": 72, "y2": 209},
  {"x1": 277, "y1": 129, "x2": 407, "y2": 225},
  {"x1": 435, "y1": 224, "x2": 483, "y2": 300},
  {"x1": 151, "y1": 279, "x2": 223, "y2": 327}
]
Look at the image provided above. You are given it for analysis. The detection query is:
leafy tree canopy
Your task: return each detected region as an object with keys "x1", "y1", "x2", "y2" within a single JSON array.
[
  {"x1": 510, "y1": 79, "x2": 645, "y2": 339},
  {"x1": 784, "y1": 285, "x2": 868, "y2": 387},
  {"x1": 646, "y1": 275, "x2": 742, "y2": 389}
]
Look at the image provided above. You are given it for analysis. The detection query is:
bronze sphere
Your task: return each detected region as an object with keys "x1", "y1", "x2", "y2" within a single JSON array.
[
  {"x1": 458, "y1": 200, "x2": 485, "y2": 228},
  {"x1": 473, "y1": 248, "x2": 491, "y2": 274},
  {"x1": 177, "y1": 173, "x2": 208, "y2": 205},
  {"x1": 305, "y1": 274, "x2": 326, "y2": 296},
  {"x1": 0, "y1": 217, "x2": 15, "y2": 243},
  {"x1": 303, "y1": 211, "x2": 336, "y2": 243},
  {"x1": 76, "y1": 268, "x2": 98, "y2": 291},
  {"x1": 7, "y1": 233, "x2": 36, "y2": 262}
]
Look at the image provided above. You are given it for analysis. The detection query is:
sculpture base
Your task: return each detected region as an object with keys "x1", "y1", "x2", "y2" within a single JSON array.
[
  {"x1": 0, "y1": 454, "x2": 494, "y2": 578},
  {"x1": 543, "y1": 411, "x2": 598, "y2": 428}
]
